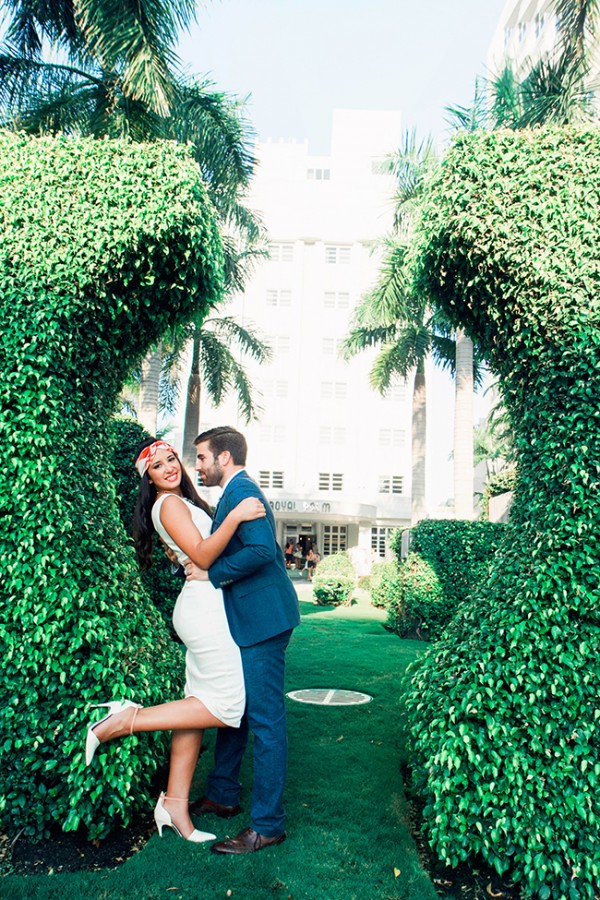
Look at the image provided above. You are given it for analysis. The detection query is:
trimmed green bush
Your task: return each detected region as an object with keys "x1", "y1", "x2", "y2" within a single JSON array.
[
  {"x1": 387, "y1": 553, "x2": 446, "y2": 640},
  {"x1": 110, "y1": 416, "x2": 181, "y2": 628},
  {"x1": 392, "y1": 519, "x2": 506, "y2": 614},
  {"x1": 369, "y1": 560, "x2": 399, "y2": 609},
  {"x1": 312, "y1": 553, "x2": 355, "y2": 606},
  {"x1": 405, "y1": 128, "x2": 600, "y2": 897},
  {"x1": 0, "y1": 133, "x2": 224, "y2": 840}
]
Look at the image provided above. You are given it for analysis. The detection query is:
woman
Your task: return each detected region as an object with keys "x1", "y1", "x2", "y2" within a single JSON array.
[{"x1": 84, "y1": 438, "x2": 265, "y2": 843}]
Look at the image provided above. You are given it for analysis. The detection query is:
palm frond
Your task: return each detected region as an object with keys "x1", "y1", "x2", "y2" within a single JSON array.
[
  {"x1": 340, "y1": 323, "x2": 399, "y2": 360},
  {"x1": 204, "y1": 316, "x2": 272, "y2": 363},
  {"x1": 170, "y1": 79, "x2": 256, "y2": 208},
  {"x1": 231, "y1": 361, "x2": 263, "y2": 423}
]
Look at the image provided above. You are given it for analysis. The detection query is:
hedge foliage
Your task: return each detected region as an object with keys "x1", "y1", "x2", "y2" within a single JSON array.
[
  {"x1": 0, "y1": 133, "x2": 224, "y2": 840},
  {"x1": 405, "y1": 129, "x2": 600, "y2": 897},
  {"x1": 312, "y1": 553, "x2": 355, "y2": 606}
]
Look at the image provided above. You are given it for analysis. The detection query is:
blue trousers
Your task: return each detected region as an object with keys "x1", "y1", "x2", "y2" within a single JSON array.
[{"x1": 205, "y1": 629, "x2": 292, "y2": 836}]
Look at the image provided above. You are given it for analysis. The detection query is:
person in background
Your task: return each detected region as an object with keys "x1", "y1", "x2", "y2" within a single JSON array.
[{"x1": 284, "y1": 539, "x2": 295, "y2": 569}]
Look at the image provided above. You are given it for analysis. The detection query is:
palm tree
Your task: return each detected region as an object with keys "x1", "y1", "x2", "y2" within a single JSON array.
[
  {"x1": 342, "y1": 132, "x2": 484, "y2": 522},
  {"x1": 157, "y1": 311, "x2": 271, "y2": 471},
  {"x1": 342, "y1": 236, "x2": 459, "y2": 524}
]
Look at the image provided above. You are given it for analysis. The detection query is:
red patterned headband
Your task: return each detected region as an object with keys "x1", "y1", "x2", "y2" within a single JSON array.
[{"x1": 135, "y1": 441, "x2": 178, "y2": 477}]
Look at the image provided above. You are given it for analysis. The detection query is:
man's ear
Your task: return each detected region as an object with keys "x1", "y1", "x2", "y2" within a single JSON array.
[{"x1": 219, "y1": 449, "x2": 232, "y2": 466}]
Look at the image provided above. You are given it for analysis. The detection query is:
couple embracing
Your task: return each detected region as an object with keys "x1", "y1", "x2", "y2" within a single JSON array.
[{"x1": 85, "y1": 426, "x2": 300, "y2": 854}]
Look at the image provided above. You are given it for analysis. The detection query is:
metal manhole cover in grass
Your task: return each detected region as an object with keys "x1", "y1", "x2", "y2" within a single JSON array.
[{"x1": 287, "y1": 689, "x2": 372, "y2": 706}]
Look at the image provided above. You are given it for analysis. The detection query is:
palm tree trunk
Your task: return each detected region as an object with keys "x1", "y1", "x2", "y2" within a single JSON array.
[
  {"x1": 453, "y1": 329, "x2": 474, "y2": 519},
  {"x1": 181, "y1": 333, "x2": 202, "y2": 473},
  {"x1": 411, "y1": 360, "x2": 427, "y2": 524},
  {"x1": 137, "y1": 343, "x2": 162, "y2": 436}
]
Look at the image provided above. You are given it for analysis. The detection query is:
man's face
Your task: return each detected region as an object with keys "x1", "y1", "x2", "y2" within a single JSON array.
[{"x1": 195, "y1": 441, "x2": 225, "y2": 487}]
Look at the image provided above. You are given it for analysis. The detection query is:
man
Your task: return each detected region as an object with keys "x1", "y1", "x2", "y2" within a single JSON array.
[{"x1": 188, "y1": 426, "x2": 300, "y2": 854}]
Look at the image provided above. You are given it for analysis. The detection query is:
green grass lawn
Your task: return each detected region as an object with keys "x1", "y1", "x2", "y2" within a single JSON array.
[{"x1": 1, "y1": 585, "x2": 436, "y2": 900}]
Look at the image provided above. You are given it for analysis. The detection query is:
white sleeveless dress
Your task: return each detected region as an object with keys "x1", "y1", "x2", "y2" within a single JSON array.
[{"x1": 151, "y1": 494, "x2": 245, "y2": 728}]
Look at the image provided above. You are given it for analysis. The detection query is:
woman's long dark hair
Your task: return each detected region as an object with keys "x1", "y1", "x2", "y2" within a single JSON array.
[{"x1": 132, "y1": 437, "x2": 213, "y2": 572}]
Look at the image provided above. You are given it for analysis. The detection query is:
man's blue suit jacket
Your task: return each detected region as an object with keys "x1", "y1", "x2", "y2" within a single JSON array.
[{"x1": 208, "y1": 470, "x2": 300, "y2": 648}]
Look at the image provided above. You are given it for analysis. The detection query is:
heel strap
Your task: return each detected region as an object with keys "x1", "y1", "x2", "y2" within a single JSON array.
[
  {"x1": 129, "y1": 706, "x2": 141, "y2": 736},
  {"x1": 164, "y1": 795, "x2": 189, "y2": 802}
]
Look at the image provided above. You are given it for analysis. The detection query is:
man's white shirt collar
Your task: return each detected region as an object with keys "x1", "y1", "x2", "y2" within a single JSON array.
[{"x1": 221, "y1": 467, "x2": 245, "y2": 494}]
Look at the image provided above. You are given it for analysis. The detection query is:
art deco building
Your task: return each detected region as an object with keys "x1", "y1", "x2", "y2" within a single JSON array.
[{"x1": 186, "y1": 109, "x2": 416, "y2": 570}]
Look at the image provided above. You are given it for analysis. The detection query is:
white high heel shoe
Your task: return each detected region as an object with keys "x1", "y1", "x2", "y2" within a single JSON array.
[
  {"x1": 85, "y1": 700, "x2": 141, "y2": 766},
  {"x1": 154, "y1": 793, "x2": 216, "y2": 843}
]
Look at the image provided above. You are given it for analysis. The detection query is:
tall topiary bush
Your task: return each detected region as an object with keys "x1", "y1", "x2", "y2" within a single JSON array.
[
  {"x1": 0, "y1": 133, "x2": 224, "y2": 839},
  {"x1": 405, "y1": 128, "x2": 600, "y2": 897}
]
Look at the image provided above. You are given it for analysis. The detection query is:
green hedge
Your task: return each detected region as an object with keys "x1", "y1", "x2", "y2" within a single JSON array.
[
  {"x1": 392, "y1": 519, "x2": 506, "y2": 608},
  {"x1": 312, "y1": 553, "x2": 355, "y2": 606},
  {"x1": 369, "y1": 560, "x2": 399, "y2": 609},
  {"x1": 384, "y1": 553, "x2": 447, "y2": 640},
  {"x1": 405, "y1": 128, "x2": 600, "y2": 897},
  {"x1": 0, "y1": 133, "x2": 224, "y2": 840}
]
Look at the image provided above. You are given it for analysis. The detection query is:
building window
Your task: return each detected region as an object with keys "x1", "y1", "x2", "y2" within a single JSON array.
[
  {"x1": 324, "y1": 245, "x2": 351, "y2": 264},
  {"x1": 323, "y1": 291, "x2": 350, "y2": 308},
  {"x1": 269, "y1": 242, "x2": 294, "y2": 262},
  {"x1": 307, "y1": 168, "x2": 331, "y2": 181},
  {"x1": 379, "y1": 428, "x2": 406, "y2": 448},
  {"x1": 258, "y1": 470, "x2": 284, "y2": 489},
  {"x1": 266, "y1": 289, "x2": 292, "y2": 307},
  {"x1": 264, "y1": 379, "x2": 289, "y2": 399},
  {"x1": 378, "y1": 475, "x2": 404, "y2": 494},
  {"x1": 320, "y1": 381, "x2": 347, "y2": 400},
  {"x1": 518, "y1": 21, "x2": 527, "y2": 42},
  {"x1": 259, "y1": 424, "x2": 286, "y2": 443},
  {"x1": 371, "y1": 526, "x2": 395, "y2": 558},
  {"x1": 504, "y1": 25, "x2": 512, "y2": 47},
  {"x1": 322, "y1": 337, "x2": 344, "y2": 355},
  {"x1": 319, "y1": 426, "x2": 346, "y2": 445},
  {"x1": 534, "y1": 12, "x2": 545, "y2": 38},
  {"x1": 318, "y1": 472, "x2": 343, "y2": 491},
  {"x1": 323, "y1": 525, "x2": 347, "y2": 555},
  {"x1": 265, "y1": 334, "x2": 291, "y2": 354}
]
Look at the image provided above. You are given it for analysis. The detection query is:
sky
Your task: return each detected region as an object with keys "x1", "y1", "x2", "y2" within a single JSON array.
[
  {"x1": 179, "y1": 0, "x2": 508, "y2": 153},
  {"x1": 177, "y1": 0, "x2": 509, "y2": 506}
]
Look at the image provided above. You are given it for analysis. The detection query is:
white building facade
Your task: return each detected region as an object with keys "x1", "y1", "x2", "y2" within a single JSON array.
[
  {"x1": 189, "y1": 110, "x2": 413, "y2": 569},
  {"x1": 488, "y1": 0, "x2": 557, "y2": 74}
]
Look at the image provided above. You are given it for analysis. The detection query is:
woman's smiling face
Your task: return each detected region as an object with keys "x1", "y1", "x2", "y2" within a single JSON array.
[{"x1": 147, "y1": 448, "x2": 182, "y2": 494}]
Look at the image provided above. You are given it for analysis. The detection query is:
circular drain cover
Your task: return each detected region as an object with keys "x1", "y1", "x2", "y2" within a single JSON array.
[{"x1": 287, "y1": 688, "x2": 372, "y2": 706}]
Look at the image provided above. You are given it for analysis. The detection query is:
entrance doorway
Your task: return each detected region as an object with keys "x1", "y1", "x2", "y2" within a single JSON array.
[{"x1": 284, "y1": 525, "x2": 316, "y2": 568}]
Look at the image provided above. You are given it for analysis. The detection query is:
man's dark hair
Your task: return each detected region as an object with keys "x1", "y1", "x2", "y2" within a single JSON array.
[{"x1": 195, "y1": 426, "x2": 248, "y2": 466}]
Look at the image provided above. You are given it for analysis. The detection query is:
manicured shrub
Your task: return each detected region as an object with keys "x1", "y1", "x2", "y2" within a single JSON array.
[
  {"x1": 391, "y1": 519, "x2": 506, "y2": 615},
  {"x1": 405, "y1": 128, "x2": 600, "y2": 897},
  {"x1": 0, "y1": 133, "x2": 223, "y2": 840},
  {"x1": 388, "y1": 553, "x2": 447, "y2": 640},
  {"x1": 369, "y1": 560, "x2": 398, "y2": 608},
  {"x1": 110, "y1": 416, "x2": 181, "y2": 627},
  {"x1": 312, "y1": 553, "x2": 355, "y2": 606}
]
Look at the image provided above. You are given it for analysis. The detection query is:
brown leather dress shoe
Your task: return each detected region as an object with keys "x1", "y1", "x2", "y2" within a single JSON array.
[
  {"x1": 211, "y1": 827, "x2": 286, "y2": 854},
  {"x1": 189, "y1": 796, "x2": 241, "y2": 819}
]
